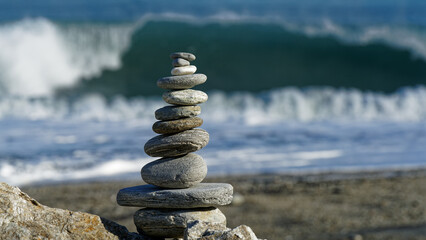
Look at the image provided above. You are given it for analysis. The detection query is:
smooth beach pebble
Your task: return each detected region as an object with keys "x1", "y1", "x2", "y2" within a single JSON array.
[
  {"x1": 155, "y1": 105, "x2": 201, "y2": 121},
  {"x1": 141, "y1": 153, "x2": 207, "y2": 188},
  {"x1": 171, "y1": 65, "x2": 197, "y2": 76},
  {"x1": 170, "y1": 52, "x2": 196, "y2": 61},
  {"x1": 157, "y1": 74, "x2": 207, "y2": 90},
  {"x1": 134, "y1": 207, "x2": 226, "y2": 238},
  {"x1": 163, "y1": 89, "x2": 208, "y2": 105},
  {"x1": 152, "y1": 117, "x2": 203, "y2": 134},
  {"x1": 117, "y1": 183, "x2": 233, "y2": 208},
  {"x1": 172, "y1": 58, "x2": 190, "y2": 67},
  {"x1": 144, "y1": 128, "x2": 209, "y2": 157}
]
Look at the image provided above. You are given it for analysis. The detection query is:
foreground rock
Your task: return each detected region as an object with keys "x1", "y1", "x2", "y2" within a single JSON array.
[
  {"x1": 184, "y1": 221, "x2": 259, "y2": 240},
  {"x1": 0, "y1": 182, "x2": 148, "y2": 240}
]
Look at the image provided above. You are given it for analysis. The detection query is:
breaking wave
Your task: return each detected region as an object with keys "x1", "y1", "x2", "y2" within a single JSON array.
[
  {"x1": 1, "y1": 86, "x2": 426, "y2": 123},
  {"x1": 1, "y1": 15, "x2": 426, "y2": 97}
]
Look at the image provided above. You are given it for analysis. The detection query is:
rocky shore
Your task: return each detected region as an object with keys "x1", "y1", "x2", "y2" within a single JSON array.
[{"x1": 21, "y1": 169, "x2": 426, "y2": 240}]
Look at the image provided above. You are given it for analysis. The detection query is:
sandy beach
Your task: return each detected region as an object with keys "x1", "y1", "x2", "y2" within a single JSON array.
[{"x1": 20, "y1": 169, "x2": 426, "y2": 240}]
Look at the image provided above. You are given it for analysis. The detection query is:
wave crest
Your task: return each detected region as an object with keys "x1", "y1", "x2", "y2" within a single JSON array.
[{"x1": 0, "y1": 18, "x2": 133, "y2": 97}]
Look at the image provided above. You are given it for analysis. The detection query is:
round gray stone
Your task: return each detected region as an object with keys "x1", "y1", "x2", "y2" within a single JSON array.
[
  {"x1": 170, "y1": 52, "x2": 196, "y2": 61},
  {"x1": 163, "y1": 89, "x2": 208, "y2": 105},
  {"x1": 171, "y1": 65, "x2": 197, "y2": 76},
  {"x1": 157, "y1": 74, "x2": 207, "y2": 90},
  {"x1": 117, "y1": 183, "x2": 233, "y2": 208},
  {"x1": 155, "y1": 105, "x2": 201, "y2": 121},
  {"x1": 152, "y1": 117, "x2": 203, "y2": 134},
  {"x1": 141, "y1": 153, "x2": 207, "y2": 188},
  {"x1": 172, "y1": 58, "x2": 190, "y2": 67},
  {"x1": 134, "y1": 207, "x2": 226, "y2": 238},
  {"x1": 144, "y1": 128, "x2": 209, "y2": 157}
]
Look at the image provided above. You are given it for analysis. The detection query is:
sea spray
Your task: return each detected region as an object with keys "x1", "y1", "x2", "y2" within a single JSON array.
[{"x1": 0, "y1": 18, "x2": 133, "y2": 96}]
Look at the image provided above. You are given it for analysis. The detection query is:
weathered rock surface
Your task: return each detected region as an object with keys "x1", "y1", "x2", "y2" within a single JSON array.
[
  {"x1": 157, "y1": 74, "x2": 207, "y2": 90},
  {"x1": 116, "y1": 183, "x2": 233, "y2": 208},
  {"x1": 172, "y1": 58, "x2": 190, "y2": 67},
  {"x1": 184, "y1": 221, "x2": 227, "y2": 240},
  {"x1": 134, "y1": 208, "x2": 226, "y2": 238},
  {"x1": 155, "y1": 105, "x2": 201, "y2": 121},
  {"x1": 141, "y1": 153, "x2": 207, "y2": 188},
  {"x1": 170, "y1": 52, "x2": 196, "y2": 61},
  {"x1": 171, "y1": 65, "x2": 197, "y2": 76},
  {"x1": 0, "y1": 182, "x2": 148, "y2": 240},
  {"x1": 184, "y1": 221, "x2": 259, "y2": 240},
  {"x1": 144, "y1": 129, "x2": 209, "y2": 157},
  {"x1": 163, "y1": 89, "x2": 208, "y2": 105},
  {"x1": 152, "y1": 117, "x2": 203, "y2": 134}
]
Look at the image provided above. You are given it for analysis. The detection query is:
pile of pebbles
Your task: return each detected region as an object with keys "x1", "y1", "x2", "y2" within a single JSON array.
[{"x1": 117, "y1": 52, "x2": 233, "y2": 239}]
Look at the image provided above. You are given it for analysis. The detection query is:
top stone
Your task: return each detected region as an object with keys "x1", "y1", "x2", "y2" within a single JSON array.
[{"x1": 170, "y1": 52, "x2": 196, "y2": 61}]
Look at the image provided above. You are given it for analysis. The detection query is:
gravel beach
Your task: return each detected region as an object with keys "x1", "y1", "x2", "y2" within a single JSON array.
[{"x1": 21, "y1": 170, "x2": 426, "y2": 240}]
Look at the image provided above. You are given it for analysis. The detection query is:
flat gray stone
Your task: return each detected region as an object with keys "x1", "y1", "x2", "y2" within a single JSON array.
[
  {"x1": 117, "y1": 183, "x2": 233, "y2": 208},
  {"x1": 163, "y1": 89, "x2": 208, "y2": 105},
  {"x1": 134, "y1": 208, "x2": 226, "y2": 238},
  {"x1": 171, "y1": 65, "x2": 197, "y2": 76},
  {"x1": 144, "y1": 128, "x2": 209, "y2": 157},
  {"x1": 172, "y1": 58, "x2": 190, "y2": 67},
  {"x1": 157, "y1": 74, "x2": 207, "y2": 90},
  {"x1": 170, "y1": 52, "x2": 196, "y2": 61},
  {"x1": 155, "y1": 105, "x2": 201, "y2": 121},
  {"x1": 152, "y1": 117, "x2": 203, "y2": 134},
  {"x1": 141, "y1": 153, "x2": 207, "y2": 188}
]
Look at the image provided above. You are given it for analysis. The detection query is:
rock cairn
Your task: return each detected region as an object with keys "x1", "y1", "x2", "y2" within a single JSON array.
[{"x1": 117, "y1": 52, "x2": 233, "y2": 239}]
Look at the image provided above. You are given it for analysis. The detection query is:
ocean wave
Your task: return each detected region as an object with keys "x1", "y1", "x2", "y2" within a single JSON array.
[
  {"x1": 1, "y1": 15, "x2": 426, "y2": 97},
  {"x1": 1, "y1": 86, "x2": 426, "y2": 123},
  {"x1": 0, "y1": 18, "x2": 133, "y2": 97}
]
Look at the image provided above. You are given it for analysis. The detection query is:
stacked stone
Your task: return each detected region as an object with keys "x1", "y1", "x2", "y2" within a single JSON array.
[{"x1": 117, "y1": 52, "x2": 233, "y2": 239}]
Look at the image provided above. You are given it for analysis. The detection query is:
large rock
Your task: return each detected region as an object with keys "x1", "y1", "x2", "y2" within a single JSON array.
[
  {"x1": 134, "y1": 208, "x2": 226, "y2": 238},
  {"x1": 144, "y1": 129, "x2": 209, "y2": 157},
  {"x1": 0, "y1": 182, "x2": 148, "y2": 240},
  {"x1": 117, "y1": 183, "x2": 233, "y2": 208},
  {"x1": 184, "y1": 221, "x2": 259, "y2": 240},
  {"x1": 141, "y1": 153, "x2": 207, "y2": 188}
]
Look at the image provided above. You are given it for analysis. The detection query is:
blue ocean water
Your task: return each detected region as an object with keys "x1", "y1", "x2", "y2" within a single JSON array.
[{"x1": 0, "y1": 1, "x2": 425, "y2": 185}]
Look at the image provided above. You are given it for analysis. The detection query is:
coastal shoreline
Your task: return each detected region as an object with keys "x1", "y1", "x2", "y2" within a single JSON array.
[{"x1": 21, "y1": 169, "x2": 426, "y2": 240}]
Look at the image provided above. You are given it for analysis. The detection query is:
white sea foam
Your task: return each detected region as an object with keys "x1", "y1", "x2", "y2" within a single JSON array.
[
  {"x1": 0, "y1": 18, "x2": 133, "y2": 97},
  {"x1": 0, "y1": 157, "x2": 149, "y2": 186},
  {"x1": 1, "y1": 87, "x2": 426, "y2": 122}
]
